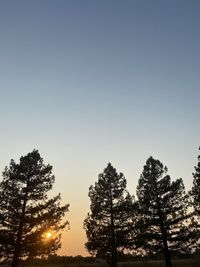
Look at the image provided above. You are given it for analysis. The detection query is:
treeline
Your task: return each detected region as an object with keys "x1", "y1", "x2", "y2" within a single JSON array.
[
  {"x1": 24, "y1": 255, "x2": 97, "y2": 265},
  {"x1": 84, "y1": 149, "x2": 200, "y2": 267},
  {"x1": 0, "y1": 148, "x2": 200, "y2": 267}
]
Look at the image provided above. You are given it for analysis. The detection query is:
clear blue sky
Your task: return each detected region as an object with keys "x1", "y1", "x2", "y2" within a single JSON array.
[{"x1": 0, "y1": 0, "x2": 199, "y2": 256}]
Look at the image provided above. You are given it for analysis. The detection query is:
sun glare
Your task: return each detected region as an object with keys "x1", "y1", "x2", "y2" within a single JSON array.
[
  {"x1": 42, "y1": 231, "x2": 54, "y2": 242},
  {"x1": 46, "y1": 232, "x2": 52, "y2": 238}
]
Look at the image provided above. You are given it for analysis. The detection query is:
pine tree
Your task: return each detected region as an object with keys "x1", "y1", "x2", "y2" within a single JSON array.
[
  {"x1": 136, "y1": 157, "x2": 190, "y2": 267},
  {"x1": 192, "y1": 147, "x2": 200, "y2": 214},
  {"x1": 191, "y1": 147, "x2": 200, "y2": 251},
  {"x1": 84, "y1": 163, "x2": 135, "y2": 267},
  {"x1": 0, "y1": 150, "x2": 69, "y2": 267}
]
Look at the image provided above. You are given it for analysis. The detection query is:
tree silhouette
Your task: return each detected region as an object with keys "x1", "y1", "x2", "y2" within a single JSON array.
[
  {"x1": 0, "y1": 150, "x2": 69, "y2": 267},
  {"x1": 191, "y1": 147, "x2": 200, "y2": 214},
  {"x1": 191, "y1": 147, "x2": 200, "y2": 249},
  {"x1": 136, "y1": 157, "x2": 190, "y2": 267},
  {"x1": 84, "y1": 163, "x2": 135, "y2": 267}
]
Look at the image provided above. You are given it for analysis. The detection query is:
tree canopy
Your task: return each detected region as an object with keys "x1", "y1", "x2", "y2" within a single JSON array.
[
  {"x1": 191, "y1": 147, "x2": 200, "y2": 214},
  {"x1": 84, "y1": 163, "x2": 135, "y2": 267},
  {"x1": 190, "y1": 147, "x2": 200, "y2": 250},
  {"x1": 0, "y1": 150, "x2": 69, "y2": 267},
  {"x1": 136, "y1": 157, "x2": 190, "y2": 267}
]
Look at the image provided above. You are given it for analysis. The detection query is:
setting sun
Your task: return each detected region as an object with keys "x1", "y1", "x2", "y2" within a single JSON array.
[
  {"x1": 42, "y1": 231, "x2": 53, "y2": 241},
  {"x1": 46, "y1": 232, "x2": 52, "y2": 239}
]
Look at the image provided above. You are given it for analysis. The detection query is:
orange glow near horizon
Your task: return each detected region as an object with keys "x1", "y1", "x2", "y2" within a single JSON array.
[{"x1": 58, "y1": 228, "x2": 90, "y2": 256}]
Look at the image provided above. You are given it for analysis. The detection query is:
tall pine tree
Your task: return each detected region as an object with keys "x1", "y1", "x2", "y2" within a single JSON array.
[
  {"x1": 191, "y1": 147, "x2": 200, "y2": 251},
  {"x1": 191, "y1": 147, "x2": 200, "y2": 214},
  {"x1": 0, "y1": 150, "x2": 69, "y2": 267},
  {"x1": 136, "y1": 157, "x2": 190, "y2": 267},
  {"x1": 84, "y1": 163, "x2": 135, "y2": 267}
]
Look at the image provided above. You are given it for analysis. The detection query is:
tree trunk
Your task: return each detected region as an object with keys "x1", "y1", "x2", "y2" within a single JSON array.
[
  {"x1": 162, "y1": 235, "x2": 172, "y2": 267},
  {"x1": 11, "y1": 244, "x2": 21, "y2": 267},
  {"x1": 111, "y1": 250, "x2": 117, "y2": 267},
  {"x1": 156, "y1": 187, "x2": 172, "y2": 267},
  {"x1": 11, "y1": 216, "x2": 24, "y2": 267},
  {"x1": 110, "y1": 186, "x2": 117, "y2": 267},
  {"x1": 11, "y1": 189, "x2": 28, "y2": 267},
  {"x1": 159, "y1": 214, "x2": 172, "y2": 267}
]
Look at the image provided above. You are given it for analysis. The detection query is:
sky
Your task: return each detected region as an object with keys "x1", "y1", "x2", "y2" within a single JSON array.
[{"x1": 0, "y1": 0, "x2": 200, "y2": 256}]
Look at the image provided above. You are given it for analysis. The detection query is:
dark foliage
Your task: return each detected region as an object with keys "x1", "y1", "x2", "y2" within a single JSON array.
[
  {"x1": 190, "y1": 147, "x2": 200, "y2": 249},
  {"x1": 0, "y1": 150, "x2": 69, "y2": 267},
  {"x1": 136, "y1": 157, "x2": 191, "y2": 267},
  {"x1": 84, "y1": 163, "x2": 136, "y2": 267},
  {"x1": 191, "y1": 147, "x2": 200, "y2": 214}
]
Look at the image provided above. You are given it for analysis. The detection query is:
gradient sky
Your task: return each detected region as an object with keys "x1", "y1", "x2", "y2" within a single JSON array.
[{"x1": 0, "y1": 0, "x2": 200, "y2": 256}]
